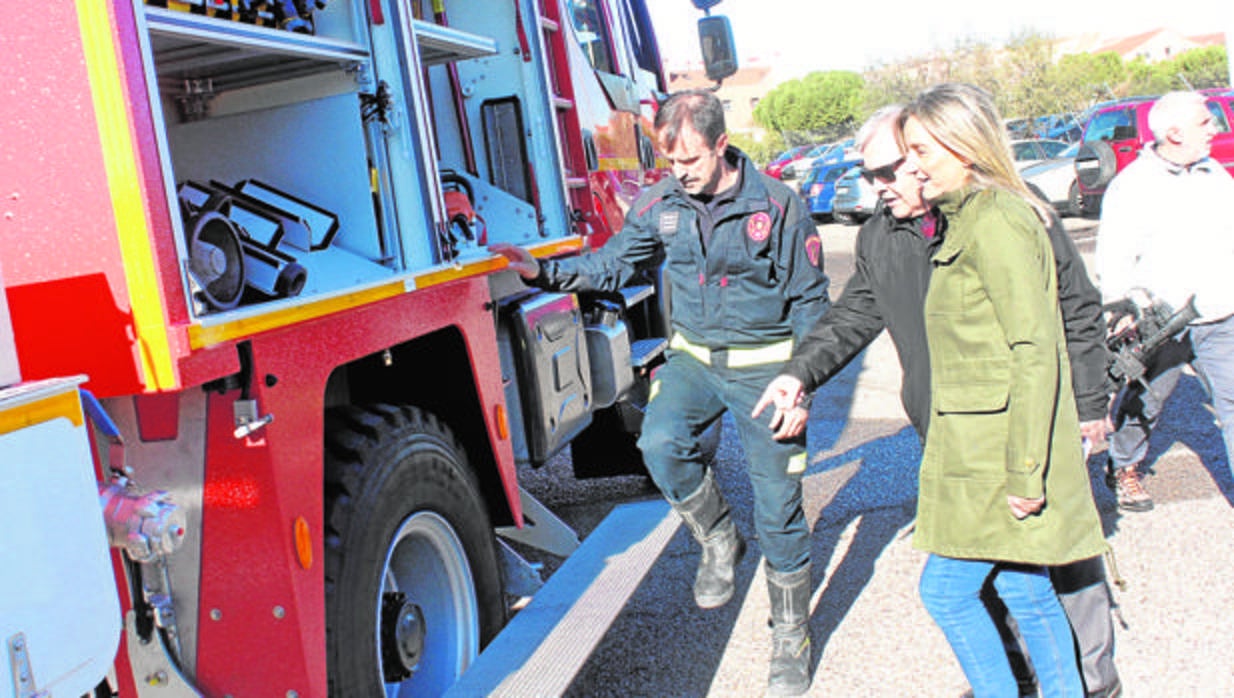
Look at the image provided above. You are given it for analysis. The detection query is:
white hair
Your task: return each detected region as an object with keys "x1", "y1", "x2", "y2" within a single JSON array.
[
  {"x1": 856, "y1": 105, "x2": 904, "y2": 151},
  {"x1": 1148, "y1": 91, "x2": 1207, "y2": 144}
]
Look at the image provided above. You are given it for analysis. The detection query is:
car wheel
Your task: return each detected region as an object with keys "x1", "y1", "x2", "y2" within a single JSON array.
[
  {"x1": 1074, "y1": 141, "x2": 1117, "y2": 190},
  {"x1": 833, "y1": 212, "x2": 855, "y2": 225},
  {"x1": 1065, "y1": 180, "x2": 1082, "y2": 217}
]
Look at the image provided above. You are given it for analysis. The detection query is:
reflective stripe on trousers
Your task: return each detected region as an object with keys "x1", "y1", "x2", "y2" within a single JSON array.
[{"x1": 669, "y1": 333, "x2": 794, "y2": 368}]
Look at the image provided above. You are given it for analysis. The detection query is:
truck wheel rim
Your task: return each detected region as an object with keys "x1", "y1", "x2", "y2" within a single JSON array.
[{"x1": 379, "y1": 510, "x2": 479, "y2": 696}]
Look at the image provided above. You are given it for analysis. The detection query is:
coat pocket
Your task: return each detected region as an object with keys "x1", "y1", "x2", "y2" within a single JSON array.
[{"x1": 935, "y1": 358, "x2": 1010, "y2": 414}]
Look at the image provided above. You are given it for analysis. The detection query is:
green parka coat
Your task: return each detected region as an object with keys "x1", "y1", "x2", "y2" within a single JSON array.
[{"x1": 915, "y1": 187, "x2": 1107, "y2": 566}]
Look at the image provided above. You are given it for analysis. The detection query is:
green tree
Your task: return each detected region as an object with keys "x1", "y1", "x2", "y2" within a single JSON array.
[
  {"x1": 753, "y1": 70, "x2": 864, "y2": 143},
  {"x1": 1177, "y1": 45, "x2": 1229, "y2": 88},
  {"x1": 1120, "y1": 45, "x2": 1229, "y2": 95},
  {"x1": 997, "y1": 32, "x2": 1061, "y2": 117},
  {"x1": 1044, "y1": 51, "x2": 1127, "y2": 112},
  {"x1": 727, "y1": 130, "x2": 784, "y2": 167},
  {"x1": 747, "y1": 33, "x2": 1230, "y2": 150}
]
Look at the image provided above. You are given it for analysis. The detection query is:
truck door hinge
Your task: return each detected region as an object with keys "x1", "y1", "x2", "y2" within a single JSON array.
[{"x1": 7, "y1": 634, "x2": 48, "y2": 698}]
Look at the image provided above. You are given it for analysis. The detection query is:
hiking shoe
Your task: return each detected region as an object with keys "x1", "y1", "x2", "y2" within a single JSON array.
[{"x1": 1113, "y1": 467, "x2": 1153, "y2": 512}]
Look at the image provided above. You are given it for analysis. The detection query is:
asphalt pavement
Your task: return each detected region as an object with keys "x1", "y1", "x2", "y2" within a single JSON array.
[{"x1": 506, "y1": 216, "x2": 1234, "y2": 697}]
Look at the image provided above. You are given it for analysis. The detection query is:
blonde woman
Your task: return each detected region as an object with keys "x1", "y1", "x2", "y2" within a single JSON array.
[{"x1": 900, "y1": 83, "x2": 1107, "y2": 697}]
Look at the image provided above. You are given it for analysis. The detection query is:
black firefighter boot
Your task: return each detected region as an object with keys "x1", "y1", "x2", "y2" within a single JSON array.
[
  {"x1": 671, "y1": 470, "x2": 746, "y2": 609},
  {"x1": 766, "y1": 563, "x2": 812, "y2": 697}
]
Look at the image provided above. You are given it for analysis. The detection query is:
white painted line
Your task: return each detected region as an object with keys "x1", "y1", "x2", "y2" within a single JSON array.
[{"x1": 446, "y1": 499, "x2": 679, "y2": 697}]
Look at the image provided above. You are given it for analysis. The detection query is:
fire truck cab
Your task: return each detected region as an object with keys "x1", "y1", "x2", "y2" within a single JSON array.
[{"x1": 1, "y1": 0, "x2": 736, "y2": 696}]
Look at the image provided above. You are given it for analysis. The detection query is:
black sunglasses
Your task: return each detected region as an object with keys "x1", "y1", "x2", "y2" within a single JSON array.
[{"x1": 860, "y1": 156, "x2": 906, "y2": 184}]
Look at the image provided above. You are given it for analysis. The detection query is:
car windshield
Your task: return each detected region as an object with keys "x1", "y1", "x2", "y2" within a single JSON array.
[
  {"x1": 1040, "y1": 140, "x2": 1069, "y2": 158},
  {"x1": 1084, "y1": 107, "x2": 1138, "y2": 143},
  {"x1": 1059, "y1": 142, "x2": 1079, "y2": 158}
]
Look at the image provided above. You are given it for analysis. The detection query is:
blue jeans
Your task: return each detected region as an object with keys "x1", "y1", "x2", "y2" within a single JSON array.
[
  {"x1": 637, "y1": 350, "x2": 809, "y2": 573},
  {"x1": 1110, "y1": 313, "x2": 1234, "y2": 478},
  {"x1": 920, "y1": 555, "x2": 1083, "y2": 698}
]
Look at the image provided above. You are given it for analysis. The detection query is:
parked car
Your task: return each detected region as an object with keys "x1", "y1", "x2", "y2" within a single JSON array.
[
  {"x1": 1042, "y1": 112, "x2": 1084, "y2": 142},
  {"x1": 780, "y1": 143, "x2": 831, "y2": 183},
  {"x1": 782, "y1": 138, "x2": 857, "y2": 183},
  {"x1": 1010, "y1": 138, "x2": 1071, "y2": 168},
  {"x1": 1021, "y1": 141, "x2": 1082, "y2": 217},
  {"x1": 801, "y1": 159, "x2": 861, "y2": 221},
  {"x1": 831, "y1": 165, "x2": 878, "y2": 224},
  {"x1": 1073, "y1": 92, "x2": 1234, "y2": 214},
  {"x1": 1005, "y1": 118, "x2": 1034, "y2": 140},
  {"x1": 763, "y1": 145, "x2": 814, "y2": 180}
]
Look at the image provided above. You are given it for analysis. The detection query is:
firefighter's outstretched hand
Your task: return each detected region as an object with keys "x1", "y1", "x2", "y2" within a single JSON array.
[
  {"x1": 489, "y1": 243, "x2": 540, "y2": 279},
  {"x1": 752, "y1": 375, "x2": 808, "y2": 440}
]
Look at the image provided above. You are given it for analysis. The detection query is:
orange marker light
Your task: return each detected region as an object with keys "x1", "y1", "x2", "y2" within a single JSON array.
[
  {"x1": 294, "y1": 516, "x2": 313, "y2": 570},
  {"x1": 495, "y1": 404, "x2": 509, "y2": 440}
]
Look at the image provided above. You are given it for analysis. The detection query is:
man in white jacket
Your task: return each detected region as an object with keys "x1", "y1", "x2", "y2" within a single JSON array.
[{"x1": 1096, "y1": 90, "x2": 1234, "y2": 511}]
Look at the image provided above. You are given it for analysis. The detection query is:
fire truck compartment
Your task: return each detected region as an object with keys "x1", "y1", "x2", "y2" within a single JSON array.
[
  {"x1": 0, "y1": 378, "x2": 121, "y2": 698},
  {"x1": 142, "y1": 1, "x2": 580, "y2": 320}
]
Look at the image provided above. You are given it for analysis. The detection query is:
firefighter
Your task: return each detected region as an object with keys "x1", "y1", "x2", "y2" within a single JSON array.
[{"x1": 490, "y1": 89, "x2": 830, "y2": 696}]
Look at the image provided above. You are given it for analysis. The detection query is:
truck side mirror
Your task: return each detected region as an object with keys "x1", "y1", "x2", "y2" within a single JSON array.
[{"x1": 698, "y1": 15, "x2": 737, "y2": 83}]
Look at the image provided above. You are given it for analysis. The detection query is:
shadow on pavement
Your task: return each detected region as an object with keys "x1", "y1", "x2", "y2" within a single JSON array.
[{"x1": 1137, "y1": 374, "x2": 1233, "y2": 504}]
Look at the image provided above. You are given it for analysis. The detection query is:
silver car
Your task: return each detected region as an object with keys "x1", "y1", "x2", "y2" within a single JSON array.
[{"x1": 1020, "y1": 142, "x2": 1082, "y2": 217}]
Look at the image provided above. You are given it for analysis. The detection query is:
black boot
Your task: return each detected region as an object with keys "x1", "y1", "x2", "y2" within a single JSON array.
[
  {"x1": 671, "y1": 470, "x2": 746, "y2": 608},
  {"x1": 766, "y1": 564, "x2": 811, "y2": 697}
]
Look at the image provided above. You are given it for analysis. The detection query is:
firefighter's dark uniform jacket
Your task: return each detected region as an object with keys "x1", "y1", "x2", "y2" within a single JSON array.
[
  {"x1": 781, "y1": 200, "x2": 1110, "y2": 438},
  {"x1": 532, "y1": 148, "x2": 830, "y2": 348}
]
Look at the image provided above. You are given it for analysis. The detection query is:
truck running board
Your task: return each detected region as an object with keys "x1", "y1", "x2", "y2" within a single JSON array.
[{"x1": 448, "y1": 499, "x2": 679, "y2": 697}]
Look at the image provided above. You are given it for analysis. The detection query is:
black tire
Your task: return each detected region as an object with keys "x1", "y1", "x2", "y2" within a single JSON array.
[
  {"x1": 324, "y1": 404, "x2": 505, "y2": 697},
  {"x1": 832, "y1": 212, "x2": 856, "y2": 225},
  {"x1": 1080, "y1": 192, "x2": 1102, "y2": 218},
  {"x1": 1064, "y1": 180, "x2": 1083, "y2": 217},
  {"x1": 1074, "y1": 141, "x2": 1117, "y2": 190}
]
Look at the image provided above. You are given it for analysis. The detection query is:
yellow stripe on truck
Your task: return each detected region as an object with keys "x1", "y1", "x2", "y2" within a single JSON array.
[
  {"x1": 76, "y1": 1, "x2": 178, "y2": 391},
  {"x1": 0, "y1": 390, "x2": 84, "y2": 437}
]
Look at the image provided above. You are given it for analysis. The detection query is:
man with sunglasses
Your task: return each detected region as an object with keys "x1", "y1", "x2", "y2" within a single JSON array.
[{"x1": 753, "y1": 106, "x2": 1122, "y2": 697}]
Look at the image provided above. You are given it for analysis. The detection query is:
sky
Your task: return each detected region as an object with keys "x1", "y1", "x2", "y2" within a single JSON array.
[{"x1": 646, "y1": 1, "x2": 1232, "y2": 77}]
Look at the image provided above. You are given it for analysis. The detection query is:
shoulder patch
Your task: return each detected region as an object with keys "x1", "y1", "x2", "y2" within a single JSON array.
[{"x1": 805, "y1": 232, "x2": 822, "y2": 267}]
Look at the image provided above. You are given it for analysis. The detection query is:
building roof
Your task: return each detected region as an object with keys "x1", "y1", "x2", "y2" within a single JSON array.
[{"x1": 666, "y1": 64, "x2": 772, "y2": 90}]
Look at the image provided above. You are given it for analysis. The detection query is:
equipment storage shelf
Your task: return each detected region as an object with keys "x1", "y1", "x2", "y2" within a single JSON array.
[
  {"x1": 144, "y1": 7, "x2": 370, "y2": 94},
  {"x1": 140, "y1": 1, "x2": 398, "y2": 320},
  {"x1": 139, "y1": 1, "x2": 505, "y2": 323},
  {"x1": 410, "y1": 18, "x2": 497, "y2": 66}
]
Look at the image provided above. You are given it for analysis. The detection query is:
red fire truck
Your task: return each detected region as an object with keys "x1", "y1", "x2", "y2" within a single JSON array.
[{"x1": 0, "y1": 1, "x2": 736, "y2": 695}]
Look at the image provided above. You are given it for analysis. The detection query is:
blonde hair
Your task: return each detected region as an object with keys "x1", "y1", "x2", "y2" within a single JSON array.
[{"x1": 901, "y1": 83, "x2": 1054, "y2": 224}]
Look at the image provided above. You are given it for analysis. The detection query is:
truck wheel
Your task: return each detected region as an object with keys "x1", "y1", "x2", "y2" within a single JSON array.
[{"x1": 324, "y1": 404, "x2": 504, "y2": 697}]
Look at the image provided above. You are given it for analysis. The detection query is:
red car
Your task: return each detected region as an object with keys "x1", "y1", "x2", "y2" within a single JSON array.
[
  {"x1": 762, "y1": 144, "x2": 814, "y2": 179},
  {"x1": 1073, "y1": 91, "x2": 1234, "y2": 214}
]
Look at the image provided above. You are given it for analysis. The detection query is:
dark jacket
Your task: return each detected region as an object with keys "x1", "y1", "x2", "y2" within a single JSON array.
[
  {"x1": 782, "y1": 199, "x2": 1110, "y2": 439},
  {"x1": 534, "y1": 148, "x2": 830, "y2": 347}
]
